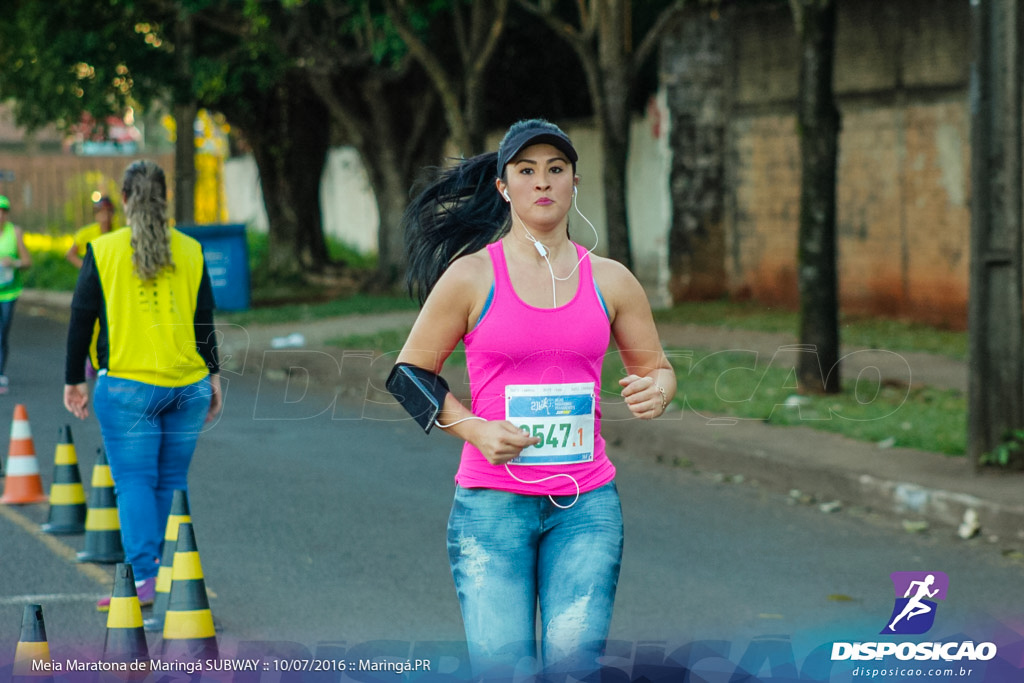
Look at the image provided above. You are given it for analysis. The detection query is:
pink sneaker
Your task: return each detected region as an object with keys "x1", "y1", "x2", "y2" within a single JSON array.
[
  {"x1": 136, "y1": 576, "x2": 157, "y2": 603},
  {"x1": 96, "y1": 576, "x2": 157, "y2": 612}
]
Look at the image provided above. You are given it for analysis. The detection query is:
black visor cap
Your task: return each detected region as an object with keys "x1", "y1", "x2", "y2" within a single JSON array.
[{"x1": 497, "y1": 129, "x2": 578, "y2": 176}]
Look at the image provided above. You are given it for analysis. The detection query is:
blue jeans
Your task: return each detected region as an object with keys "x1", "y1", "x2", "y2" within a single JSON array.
[
  {"x1": 447, "y1": 482, "x2": 623, "y2": 679},
  {"x1": 0, "y1": 298, "x2": 16, "y2": 375},
  {"x1": 94, "y1": 375, "x2": 212, "y2": 581}
]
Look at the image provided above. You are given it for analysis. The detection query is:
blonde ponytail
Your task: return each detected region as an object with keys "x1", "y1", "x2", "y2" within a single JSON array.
[{"x1": 122, "y1": 160, "x2": 174, "y2": 280}]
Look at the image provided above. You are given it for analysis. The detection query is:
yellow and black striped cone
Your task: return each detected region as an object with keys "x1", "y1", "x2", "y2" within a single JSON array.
[
  {"x1": 144, "y1": 488, "x2": 191, "y2": 632},
  {"x1": 76, "y1": 448, "x2": 125, "y2": 563},
  {"x1": 102, "y1": 563, "x2": 150, "y2": 672},
  {"x1": 161, "y1": 522, "x2": 217, "y2": 661},
  {"x1": 12, "y1": 603, "x2": 52, "y2": 682},
  {"x1": 41, "y1": 425, "x2": 87, "y2": 534}
]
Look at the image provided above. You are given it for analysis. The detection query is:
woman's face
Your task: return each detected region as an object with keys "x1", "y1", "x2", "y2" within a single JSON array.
[{"x1": 500, "y1": 143, "x2": 576, "y2": 225}]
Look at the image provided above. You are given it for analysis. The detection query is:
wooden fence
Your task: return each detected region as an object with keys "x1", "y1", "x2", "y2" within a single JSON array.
[{"x1": 0, "y1": 152, "x2": 175, "y2": 233}]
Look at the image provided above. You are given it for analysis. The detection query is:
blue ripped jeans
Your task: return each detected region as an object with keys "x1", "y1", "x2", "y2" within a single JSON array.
[
  {"x1": 447, "y1": 482, "x2": 623, "y2": 679},
  {"x1": 93, "y1": 375, "x2": 212, "y2": 581}
]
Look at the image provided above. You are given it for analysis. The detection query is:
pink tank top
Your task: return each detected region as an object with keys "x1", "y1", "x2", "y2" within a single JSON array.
[{"x1": 455, "y1": 241, "x2": 616, "y2": 495}]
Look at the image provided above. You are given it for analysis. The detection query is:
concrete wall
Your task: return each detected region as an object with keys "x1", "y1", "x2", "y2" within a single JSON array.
[{"x1": 719, "y1": 0, "x2": 972, "y2": 327}]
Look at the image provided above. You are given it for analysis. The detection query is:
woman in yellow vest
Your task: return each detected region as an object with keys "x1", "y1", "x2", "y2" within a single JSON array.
[
  {"x1": 0, "y1": 194, "x2": 33, "y2": 394},
  {"x1": 62, "y1": 160, "x2": 222, "y2": 609}
]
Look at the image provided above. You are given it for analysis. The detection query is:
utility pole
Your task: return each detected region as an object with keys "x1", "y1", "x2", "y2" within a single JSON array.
[{"x1": 968, "y1": 0, "x2": 1023, "y2": 470}]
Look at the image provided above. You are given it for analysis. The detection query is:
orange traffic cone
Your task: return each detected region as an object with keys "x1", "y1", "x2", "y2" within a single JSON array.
[
  {"x1": 12, "y1": 604, "x2": 52, "y2": 682},
  {"x1": 145, "y1": 489, "x2": 191, "y2": 632},
  {"x1": 161, "y1": 522, "x2": 217, "y2": 661},
  {"x1": 0, "y1": 405, "x2": 48, "y2": 505},
  {"x1": 41, "y1": 425, "x2": 87, "y2": 534},
  {"x1": 76, "y1": 448, "x2": 125, "y2": 564},
  {"x1": 102, "y1": 563, "x2": 150, "y2": 672}
]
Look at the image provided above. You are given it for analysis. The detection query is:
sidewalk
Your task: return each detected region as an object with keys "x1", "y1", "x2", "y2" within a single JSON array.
[
  {"x1": 608, "y1": 325, "x2": 1021, "y2": 546},
  {"x1": 24, "y1": 289, "x2": 1023, "y2": 546}
]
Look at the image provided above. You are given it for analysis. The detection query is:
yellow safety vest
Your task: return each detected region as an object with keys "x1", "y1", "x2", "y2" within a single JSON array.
[{"x1": 90, "y1": 228, "x2": 209, "y2": 387}]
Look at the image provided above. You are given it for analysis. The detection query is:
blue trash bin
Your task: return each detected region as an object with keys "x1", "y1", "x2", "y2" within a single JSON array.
[{"x1": 176, "y1": 223, "x2": 251, "y2": 312}]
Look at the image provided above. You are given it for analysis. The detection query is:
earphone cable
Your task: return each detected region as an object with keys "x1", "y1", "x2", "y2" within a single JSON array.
[
  {"x1": 507, "y1": 188, "x2": 600, "y2": 308},
  {"x1": 435, "y1": 418, "x2": 581, "y2": 508}
]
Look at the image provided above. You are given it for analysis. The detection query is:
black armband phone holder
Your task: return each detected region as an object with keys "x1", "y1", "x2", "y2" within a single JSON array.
[{"x1": 385, "y1": 362, "x2": 452, "y2": 434}]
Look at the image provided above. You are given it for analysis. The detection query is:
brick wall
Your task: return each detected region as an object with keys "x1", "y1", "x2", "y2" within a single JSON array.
[{"x1": 703, "y1": 0, "x2": 973, "y2": 328}]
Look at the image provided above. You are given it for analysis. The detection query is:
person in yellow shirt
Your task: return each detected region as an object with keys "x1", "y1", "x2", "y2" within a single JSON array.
[
  {"x1": 0, "y1": 195, "x2": 33, "y2": 393},
  {"x1": 62, "y1": 161, "x2": 221, "y2": 610},
  {"x1": 67, "y1": 196, "x2": 118, "y2": 378},
  {"x1": 66, "y1": 196, "x2": 118, "y2": 269}
]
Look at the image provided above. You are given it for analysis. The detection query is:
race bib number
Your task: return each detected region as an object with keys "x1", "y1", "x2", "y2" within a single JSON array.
[{"x1": 505, "y1": 382, "x2": 595, "y2": 465}]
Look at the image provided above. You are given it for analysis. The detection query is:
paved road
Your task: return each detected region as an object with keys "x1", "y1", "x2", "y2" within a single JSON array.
[{"x1": 0, "y1": 309, "x2": 1021, "y2": 681}]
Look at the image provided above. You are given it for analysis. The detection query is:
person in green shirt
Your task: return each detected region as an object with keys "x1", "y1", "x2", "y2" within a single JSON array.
[{"x1": 0, "y1": 195, "x2": 33, "y2": 393}]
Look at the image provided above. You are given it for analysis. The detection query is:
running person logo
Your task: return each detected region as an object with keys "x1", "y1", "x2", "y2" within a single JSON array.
[{"x1": 881, "y1": 571, "x2": 949, "y2": 635}]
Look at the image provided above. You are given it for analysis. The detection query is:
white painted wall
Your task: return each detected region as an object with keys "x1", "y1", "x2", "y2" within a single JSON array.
[
  {"x1": 223, "y1": 146, "x2": 379, "y2": 253},
  {"x1": 223, "y1": 104, "x2": 672, "y2": 305},
  {"x1": 223, "y1": 154, "x2": 266, "y2": 231}
]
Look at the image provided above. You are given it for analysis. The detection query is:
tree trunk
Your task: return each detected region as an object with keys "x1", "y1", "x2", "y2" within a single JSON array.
[
  {"x1": 226, "y1": 78, "x2": 331, "y2": 277},
  {"x1": 384, "y1": 0, "x2": 508, "y2": 156},
  {"x1": 173, "y1": 101, "x2": 197, "y2": 227},
  {"x1": 518, "y1": 0, "x2": 688, "y2": 269},
  {"x1": 355, "y1": 95, "x2": 447, "y2": 289},
  {"x1": 664, "y1": 7, "x2": 728, "y2": 302},
  {"x1": 367, "y1": 165, "x2": 414, "y2": 288},
  {"x1": 173, "y1": 8, "x2": 196, "y2": 226},
  {"x1": 967, "y1": 0, "x2": 1024, "y2": 468},
  {"x1": 307, "y1": 67, "x2": 447, "y2": 289},
  {"x1": 792, "y1": 0, "x2": 841, "y2": 395},
  {"x1": 596, "y1": 3, "x2": 634, "y2": 269},
  {"x1": 598, "y1": 95, "x2": 633, "y2": 269}
]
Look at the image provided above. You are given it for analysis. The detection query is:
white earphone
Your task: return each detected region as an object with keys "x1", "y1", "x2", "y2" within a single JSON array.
[
  {"x1": 501, "y1": 183, "x2": 598, "y2": 308},
  {"x1": 434, "y1": 414, "x2": 580, "y2": 509}
]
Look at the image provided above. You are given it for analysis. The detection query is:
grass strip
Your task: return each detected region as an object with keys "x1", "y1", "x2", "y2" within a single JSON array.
[
  {"x1": 654, "y1": 302, "x2": 966, "y2": 359},
  {"x1": 638, "y1": 347, "x2": 966, "y2": 456},
  {"x1": 324, "y1": 327, "x2": 966, "y2": 456}
]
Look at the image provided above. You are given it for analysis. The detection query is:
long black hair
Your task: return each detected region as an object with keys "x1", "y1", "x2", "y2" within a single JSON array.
[
  {"x1": 403, "y1": 119, "x2": 579, "y2": 305},
  {"x1": 402, "y1": 152, "x2": 509, "y2": 305}
]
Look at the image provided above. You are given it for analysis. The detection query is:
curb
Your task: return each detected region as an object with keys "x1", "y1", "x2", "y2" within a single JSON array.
[
  {"x1": 19, "y1": 289, "x2": 72, "y2": 309},
  {"x1": 602, "y1": 403, "x2": 1024, "y2": 547}
]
